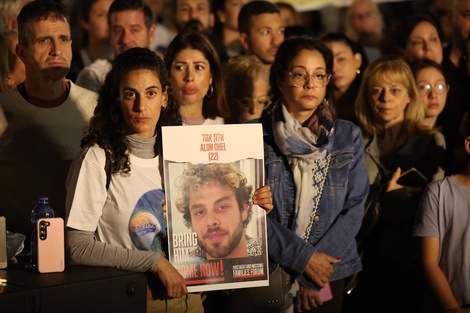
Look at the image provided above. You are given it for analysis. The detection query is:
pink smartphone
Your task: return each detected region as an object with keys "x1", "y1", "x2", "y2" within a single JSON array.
[
  {"x1": 36, "y1": 217, "x2": 65, "y2": 273},
  {"x1": 0, "y1": 216, "x2": 7, "y2": 269},
  {"x1": 319, "y1": 282, "x2": 333, "y2": 302}
]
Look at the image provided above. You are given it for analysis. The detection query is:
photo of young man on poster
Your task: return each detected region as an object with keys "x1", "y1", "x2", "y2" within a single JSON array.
[
  {"x1": 174, "y1": 162, "x2": 263, "y2": 261},
  {"x1": 162, "y1": 123, "x2": 268, "y2": 292}
]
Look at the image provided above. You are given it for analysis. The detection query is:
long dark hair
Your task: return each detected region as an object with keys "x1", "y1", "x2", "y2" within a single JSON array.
[
  {"x1": 164, "y1": 30, "x2": 228, "y2": 125},
  {"x1": 321, "y1": 32, "x2": 369, "y2": 73},
  {"x1": 81, "y1": 47, "x2": 176, "y2": 174}
]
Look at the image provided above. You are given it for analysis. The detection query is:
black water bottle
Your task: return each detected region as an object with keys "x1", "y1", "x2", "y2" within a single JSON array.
[{"x1": 31, "y1": 197, "x2": 55, "y2": 270}]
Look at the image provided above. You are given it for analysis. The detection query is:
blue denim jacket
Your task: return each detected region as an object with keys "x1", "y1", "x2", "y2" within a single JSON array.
[{"x1": 263, "y1": 117, "x2": 369, "y2": 290}]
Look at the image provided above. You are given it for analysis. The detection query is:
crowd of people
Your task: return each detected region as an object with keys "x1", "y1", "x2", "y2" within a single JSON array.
[{"x1": 0, "y1": 0, "x2": 470, "y2": 312}]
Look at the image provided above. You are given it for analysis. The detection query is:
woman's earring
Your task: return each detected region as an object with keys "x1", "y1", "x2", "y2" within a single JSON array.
[
  {"x1": 356, "y1": 69, "x2": 361, "y2": 74},
  {"x1": 6, "y1": 75, "x2": 14, "y2": 88},
  {"x1": 206, "y1": 84, "x2": 214, "y2": 97}
]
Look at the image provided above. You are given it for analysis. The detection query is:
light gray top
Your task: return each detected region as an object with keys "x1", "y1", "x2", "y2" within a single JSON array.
[{"x1": 413, "y1": 176, "x2": 470, "y2": 306}]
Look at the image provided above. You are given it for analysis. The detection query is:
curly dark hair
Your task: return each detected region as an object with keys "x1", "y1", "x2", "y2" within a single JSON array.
[
  {"x1": 321, "y1": 32, "x2": 369, "y2": 73},
  {"x1": 81, "y1": 47, "x2": 177, "y2": 174},
  {"x1": 174, "y1": 162, "x2": 254, "y2": 229}
]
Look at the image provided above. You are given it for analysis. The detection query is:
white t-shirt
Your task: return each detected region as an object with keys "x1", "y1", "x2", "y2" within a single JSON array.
[
  {"x1": 76, "y1": 58, "x2": 112, "y2": 93},
  {"x1": 182, "y1": 116, "x2": 225, "y2": 126},
  {"x1": 66, "y1": 145, "x2": 166, "y2": 252},
  {"x1": 413, "y1": 176, "x2": 470, "y2": 306},
  {"x1": 203, "y1": 116, "x2": 224, "y2": 125}
]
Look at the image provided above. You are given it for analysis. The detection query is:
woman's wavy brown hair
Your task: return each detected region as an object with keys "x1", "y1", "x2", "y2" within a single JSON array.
[{"x1": 81, "y1": 47, "x2": 177, "y2": 174}]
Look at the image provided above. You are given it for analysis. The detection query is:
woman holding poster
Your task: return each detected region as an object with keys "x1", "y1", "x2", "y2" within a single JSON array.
[
  {"x1": 64, "y1": 47, "x2": 204, "y2": 313},
  {"x1": 261, "y1": 37, "x2": 369, "y2": 313}
]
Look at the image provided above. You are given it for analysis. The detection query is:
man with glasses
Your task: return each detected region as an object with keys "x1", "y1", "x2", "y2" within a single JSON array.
[{"x1": 345, "y1": 0, "x2": 384, "y2": 62}]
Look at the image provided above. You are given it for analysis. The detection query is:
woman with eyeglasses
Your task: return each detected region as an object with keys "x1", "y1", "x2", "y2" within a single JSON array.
[
  {"x1": 411, "y1": 59, "x2": 449, "y2": 130},
  {"x1": 260, "y1": 37, "x2": 369, "y2": 313},
  {"x1": 223, "y1": 54, "x2": 271, "y2": 124},
  {"x1": 413, "y1": 58, "x2": 469, "y2": 176},
  {"x1": 345, "y1": 56, "x2": 446, "y2": 313}
]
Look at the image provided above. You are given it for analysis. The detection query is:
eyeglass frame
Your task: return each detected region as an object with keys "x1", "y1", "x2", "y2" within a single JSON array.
[
  {"x1": 238, "y1": 96, "x2": 272, "y2": 110},
  {"x1": 350, "y1": 10, "x2": 379, "y2": 20},
  {"x1": 416, "y1": 82, "x2": 449, "y2": 96},
  {"x1": 286, "y1": 71, "x2": 333, "y2": 88}
]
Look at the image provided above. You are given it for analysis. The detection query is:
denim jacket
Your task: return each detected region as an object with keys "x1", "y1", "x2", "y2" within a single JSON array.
[{"x1": 262, "y1": 116, "x2": 369, "y2": 290}]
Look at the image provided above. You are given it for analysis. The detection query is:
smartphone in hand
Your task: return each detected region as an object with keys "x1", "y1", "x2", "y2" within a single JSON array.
[
  {"x1": 396, "y1": 167, "x2": 428, "y2": 187},
  {"x1": 36, "y1": 217, "x2": 65, "y2": 273},
  {"x1": 319, "y1": 282, "x2": 333, "y2": 302}
]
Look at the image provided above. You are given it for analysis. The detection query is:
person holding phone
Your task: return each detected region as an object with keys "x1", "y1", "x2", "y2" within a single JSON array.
[{"x1": 343, "y1": 56, "x2": 446, "y2": 313}]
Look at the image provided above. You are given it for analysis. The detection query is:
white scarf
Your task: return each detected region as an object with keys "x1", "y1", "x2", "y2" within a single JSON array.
[{"x1": 272, "y1": 103, "x2": 333, "y2": 239}]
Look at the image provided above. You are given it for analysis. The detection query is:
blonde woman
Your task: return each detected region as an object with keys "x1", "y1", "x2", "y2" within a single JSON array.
[{"x1": 345, "y1": 56, "x2": 446, "y2": 313}]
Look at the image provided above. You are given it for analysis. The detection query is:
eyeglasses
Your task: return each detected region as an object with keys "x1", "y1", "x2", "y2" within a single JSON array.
[
  {"x1": 350, "y1": 10, "x2": 378, "y2": 20},
  {"x1": 416, "y1": 83, "x2": 449, "y2": 96},
  {"x1": 239, "y1": 96, "x2": 272, "y2": 109},
  {"x1": 287, "y1": 71, "x2": 332, "y2": 88}
]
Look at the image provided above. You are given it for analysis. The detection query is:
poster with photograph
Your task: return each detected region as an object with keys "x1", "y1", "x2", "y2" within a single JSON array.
[{"x1": 162, "y1": 124, "x2": 268, "y2": 292}]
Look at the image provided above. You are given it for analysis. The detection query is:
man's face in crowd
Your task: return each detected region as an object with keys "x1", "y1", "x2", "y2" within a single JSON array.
[
  {"x1": 348, "y1": 0, "x2": 382, "y2": 36},
  {"x1": 17, "y1": 17, "x2": 72, "y2": 81},
  {"x1": 175, "y1": 0, "x2": 214, "y2": 33},
  {"x1": 110, "y1": 9, "x2": 155, "y2": 56},
  {"x1": 188, "y1": 179, "x2": 248, "y2": 259},
  {"x1": 217, "y1": 0, "x2": 251, "y2": 31},
  {"x1": 451, "y1": 0, "x2": 470, "y2": 49},
  {"x1": 239, "y1": 12, "x2": 285, "y2": 65}
]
